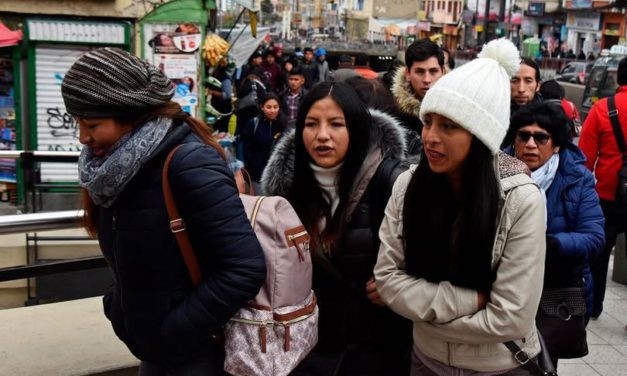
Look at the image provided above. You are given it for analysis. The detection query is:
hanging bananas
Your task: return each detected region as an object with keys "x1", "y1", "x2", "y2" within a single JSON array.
[
  {"x1": 248, "y1": 10, "x2": 258, "y2": 38},
  {"x1": 202, "y1": 34, "x2": 230, "y2": 67}
]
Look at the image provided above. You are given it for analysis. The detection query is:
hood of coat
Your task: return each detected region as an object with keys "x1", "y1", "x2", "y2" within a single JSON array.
[
  {"x1": 496, "y1": 151, "x2": 534, "y2": 196},
  {"x1": 391, "y1": 66, "x2": 422, "y2": 119},
  {"x1": 261, "y1": 108, "x2": 407, "y2": 197},
  {"x1": 556, "y1": 143, "x2": 588, "y2": 185}
]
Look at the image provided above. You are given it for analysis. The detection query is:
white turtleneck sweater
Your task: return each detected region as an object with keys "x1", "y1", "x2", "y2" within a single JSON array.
[{"x1": 310, "y1": 162, "x2": 342, "y2": 223}]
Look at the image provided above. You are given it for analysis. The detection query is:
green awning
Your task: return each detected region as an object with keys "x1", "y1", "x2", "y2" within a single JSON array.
[{"x1": 141, "y1": 0, "x2": 215, "y2": 25}]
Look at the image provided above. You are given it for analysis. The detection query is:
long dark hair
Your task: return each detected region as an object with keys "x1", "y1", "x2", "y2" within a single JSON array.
[
  {"x1": 82, "y1": 101, "x2": 225, "y2": 237},
  {"x1": 259, "y1": 92, "x2": 287, "y2": 133},
  {"x1": 289, "y1": 82, "x2": 370, "y2": 253},
  {"x1": 403, "y1": 137, "x2": 500, "y2": 290}
]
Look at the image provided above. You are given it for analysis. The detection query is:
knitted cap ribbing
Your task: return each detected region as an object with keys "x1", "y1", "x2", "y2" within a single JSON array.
[{"x1": 61, "y1": 48, "x2": 175, "y2": 118}]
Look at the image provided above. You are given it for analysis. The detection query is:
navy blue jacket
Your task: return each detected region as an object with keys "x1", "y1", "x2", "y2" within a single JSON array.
[
  {"x1": 505, "y1": 143, "x2": 604, "y2": 313},
  {"x1": 242, "y1": 116, "x2": 283, "y2": 181},
  {"x1": 97, "y1": 123, "x2": 266, "y2": 368}
]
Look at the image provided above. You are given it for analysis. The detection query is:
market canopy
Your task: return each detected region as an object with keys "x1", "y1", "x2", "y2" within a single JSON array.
[
  {"x1": 141, "y1": 0, "x2": 212, "y2": 25},
  {"x1": 0, "y1": 21, "x2": 22, "y2": 47}
]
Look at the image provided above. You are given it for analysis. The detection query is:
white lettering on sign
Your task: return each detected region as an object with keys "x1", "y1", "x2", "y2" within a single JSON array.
[
  {"x1": 566, "y1": 13, "x2": 601, "y2": 31},
  {"x1": 28, "y1": 20, "x2": 126, "y2": 44}
]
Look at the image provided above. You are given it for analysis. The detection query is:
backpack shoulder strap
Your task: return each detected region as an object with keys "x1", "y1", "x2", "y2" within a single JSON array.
[
  {"x1": 162, "y1": 144, "x2": 203, "y2": 286},
  {"x1": 607, "y1": 95, "x2": 626, "y2": 154},
  {"x1": 253, "y1": 117, "x2": 260, "y2": 134}
]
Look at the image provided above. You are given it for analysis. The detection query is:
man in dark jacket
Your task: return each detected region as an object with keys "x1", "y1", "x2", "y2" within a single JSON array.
[
  {"x1": 579, "y1": 57, "x2": 627, "y2": 319},
  {"x1": 301, "y1": 47, "x2": 319, "y2": 89}
]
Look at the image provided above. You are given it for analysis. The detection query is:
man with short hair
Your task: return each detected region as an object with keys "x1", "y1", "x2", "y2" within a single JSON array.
[
  {"x1": 511, "y1": 57, "x2": 542, "y2": 113},
  {"x1": 301, "y1": 47, "x2": 319, "y2": 89},
  {"x1": 579, "y1": 57, "x2": 627, "y2": 320},
  {"x1": 279, "y1": 66, "x2": 308, "y2": 128},
  {"x1": 391, "y1": 39, "x2": 444, "y2": 159}
]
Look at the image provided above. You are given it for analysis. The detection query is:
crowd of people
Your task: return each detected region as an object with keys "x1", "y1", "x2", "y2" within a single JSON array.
[{"x1": 59, "y1": 35, "x2": 627, "y2": 375}]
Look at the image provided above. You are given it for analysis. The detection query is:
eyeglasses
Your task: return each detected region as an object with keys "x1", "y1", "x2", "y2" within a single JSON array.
[{"x1": 516, "y1": 130, "x2": 552, "y2": 146}]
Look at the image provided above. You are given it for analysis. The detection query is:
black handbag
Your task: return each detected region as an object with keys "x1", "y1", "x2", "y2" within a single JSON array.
[
  {"x1": 235, "y1": 79, "x2": 265, "y2": 112},
  {"x1": 536, "y1": 287, "x2": 588, "y2": 359},
  {"x1": 505, "y1": 332, "x2": 558, "y2": 376}
]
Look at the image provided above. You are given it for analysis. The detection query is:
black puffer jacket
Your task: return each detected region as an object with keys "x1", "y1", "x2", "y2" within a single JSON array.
[
  {"x1": 261, "y1": 109, "x2": 412, "y2": 361},
  {"x1": 97, "y1": 123, "x2": 266, "y2": 368}
]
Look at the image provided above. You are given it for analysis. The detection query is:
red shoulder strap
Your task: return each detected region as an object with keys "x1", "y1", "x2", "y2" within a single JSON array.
[{"x1": 162, "y1": 145, "x2": 203, "y2": 286}]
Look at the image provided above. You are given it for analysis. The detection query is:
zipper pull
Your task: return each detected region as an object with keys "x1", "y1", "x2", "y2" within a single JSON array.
[
  {"x1": 112, "y1": 211, "x2": 117, "y2": 230},
  {"x1": 285, "y1": 227, "x2": 310, "y2": 262},
  {"x1": 259, "y1": 325, "x2": 267, "y2": 353}
]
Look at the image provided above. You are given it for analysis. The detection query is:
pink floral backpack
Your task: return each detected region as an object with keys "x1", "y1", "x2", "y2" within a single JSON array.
[
  {"x1": 163, "y1": 148, "x2": 317, "y2": 376},
  {"x1": 224, "y1": 195, "x2": 318, "y2": 376}
]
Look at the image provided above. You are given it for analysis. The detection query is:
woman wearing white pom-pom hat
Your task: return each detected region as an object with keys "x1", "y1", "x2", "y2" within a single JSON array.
[{"x1": 374, "y1": 39, "x2": 548, "y2": 375}]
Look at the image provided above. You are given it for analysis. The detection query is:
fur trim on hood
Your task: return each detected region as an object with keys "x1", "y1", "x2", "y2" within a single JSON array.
[
  {"x1": 391, "y1": 66, "x2": 422, "y2": 120},
  {"x1": 261, "y1": 108, "x2": 407, "y2": 197}
]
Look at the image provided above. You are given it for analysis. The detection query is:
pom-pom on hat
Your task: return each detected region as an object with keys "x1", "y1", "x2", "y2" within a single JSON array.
[
  {"x1": 61, "y1": 48, "x2": 174, "y2": 119},
  {"x1": 419, "y1": 38, "x2": 520, "y2": 154}
]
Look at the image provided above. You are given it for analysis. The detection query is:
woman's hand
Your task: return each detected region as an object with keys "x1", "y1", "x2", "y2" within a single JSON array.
[{"x1": 366, "y1": 276, "x2": 386, "y2": 306}]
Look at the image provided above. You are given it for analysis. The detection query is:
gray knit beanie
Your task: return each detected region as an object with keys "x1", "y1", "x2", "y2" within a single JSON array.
[{"x1": 61, "y1": 48, "x2": 175, "y2": 118}]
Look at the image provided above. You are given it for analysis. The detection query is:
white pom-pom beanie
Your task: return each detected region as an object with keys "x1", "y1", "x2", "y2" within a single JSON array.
[{"x1": 419, "y1": 38, "x2": 520, "y2": 154}]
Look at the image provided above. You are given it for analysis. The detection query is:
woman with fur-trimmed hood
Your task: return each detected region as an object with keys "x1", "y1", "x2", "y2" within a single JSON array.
[{"x1": 261, "y1": 82, "x2": 412, "y2": 375}]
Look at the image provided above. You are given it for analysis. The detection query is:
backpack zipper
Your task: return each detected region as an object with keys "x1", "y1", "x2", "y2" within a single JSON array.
[
  {"x1": 287, "y1": 230, "x2": 310, "y2": 261},
  {"x1": 229, "y1": 311, "x2": 314, "y2": 326},
  {"x1": 287, "y1": 230, "x2": 308, "y2": 242}
]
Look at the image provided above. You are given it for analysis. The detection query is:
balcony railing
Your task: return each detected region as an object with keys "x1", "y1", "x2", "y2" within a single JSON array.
[{"x1": 0, "y1": 210, "x2": 107, "y2": 283}]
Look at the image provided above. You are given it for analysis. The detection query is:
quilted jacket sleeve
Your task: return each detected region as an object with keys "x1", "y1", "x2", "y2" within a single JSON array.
[
  {"x1": 374, "y1": 168, "x2": 481, "y2": 324},
  {"x1": 160, "y1": 142, "x2": 266, "y2": 347},
  {"x1": 550, "y1": 171, "x2": 605, "y2": 263}
]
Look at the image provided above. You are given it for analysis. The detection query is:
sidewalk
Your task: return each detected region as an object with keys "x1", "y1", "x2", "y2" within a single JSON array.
[{"x1": 560, "y1": 254, "x2": 627, "y2": 375}]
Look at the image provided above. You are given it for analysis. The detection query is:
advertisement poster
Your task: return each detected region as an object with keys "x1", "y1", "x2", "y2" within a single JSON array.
[
  {"x1": 144, "y1": 23, "x2": 202, "y2": 116},
  {"x1": 0, "y1": 57, "x2": 16, "y2": 183},
  {"x1": 157, "y1": 54, "x2": 199, "y2": 112}
]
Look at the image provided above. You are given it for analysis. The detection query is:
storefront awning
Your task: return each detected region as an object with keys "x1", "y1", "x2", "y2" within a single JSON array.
[
  {"x1": 0, "y1": 21, "x2": 22, "y2": 48},
  {"x1": 141, "y1": 0, "x2": 210, "y2": 25}
]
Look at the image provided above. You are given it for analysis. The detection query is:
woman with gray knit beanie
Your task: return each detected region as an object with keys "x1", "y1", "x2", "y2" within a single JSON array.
[{"x1": 62, "y1": 48, "x2": 266, "y2": 375}]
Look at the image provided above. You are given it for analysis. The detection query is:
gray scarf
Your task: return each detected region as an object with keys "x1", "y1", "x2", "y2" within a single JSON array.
[{"x1": 79, "y1": 117, "x2": 173, "y2": 208}]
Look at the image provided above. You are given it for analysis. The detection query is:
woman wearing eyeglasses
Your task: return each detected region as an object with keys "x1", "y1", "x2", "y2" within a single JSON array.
[{"x1": 503, "y1": 101, "x2": 605, "y2": 366}]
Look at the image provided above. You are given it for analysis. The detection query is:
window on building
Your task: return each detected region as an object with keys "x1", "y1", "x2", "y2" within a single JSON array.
[{"x1": 606, "y1": 23, "x2": 620, "y2": 36}]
